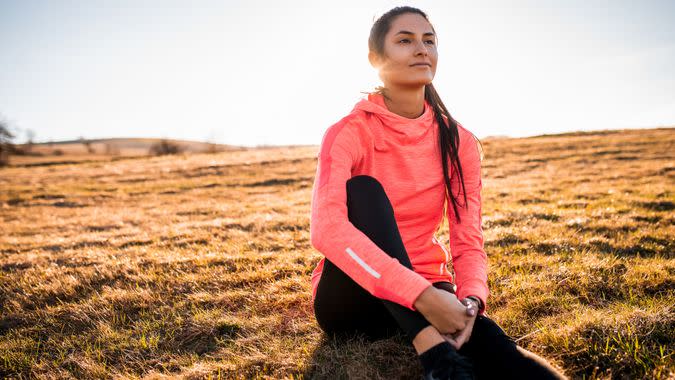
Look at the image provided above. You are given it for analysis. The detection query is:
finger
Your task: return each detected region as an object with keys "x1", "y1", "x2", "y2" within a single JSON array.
[
  {"x1": 456, "y1": 324, "x2": 474, "y2": 346},
  {"x1": 453, "y1": 332, "x2": 468, "y2": 350},
  {"x1": 442, "y1": 334, "x2": 460, "y2": 350},
  {"x1": 455, "y1": 333, "x2": 466, "y2": 346},
  {"x1": 443, "y1": 328, "x2": 457, "y2": 336}
]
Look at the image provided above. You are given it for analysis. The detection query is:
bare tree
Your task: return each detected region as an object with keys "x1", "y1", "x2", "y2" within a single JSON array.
[
  {"x1": 0, "y1": 118, "x2": 15, "y2": 166},
  {"x1": 79, "y1": 136, "x2": 95, "y2": 154}
]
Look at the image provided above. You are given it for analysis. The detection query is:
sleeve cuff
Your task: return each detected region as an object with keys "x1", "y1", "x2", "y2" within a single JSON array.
[
  {"x1": 376, "y1": 259, "x2": 433, "y2": 311},
  {"x1": 456, "y1": 280, "x2": 488, "y2": 315},
  {"x1": 399, "y1": 272, "x2": 433, "y2": 311},
  {"x1": 466, "y1": 295, "x2": 485, "y2": 314}
]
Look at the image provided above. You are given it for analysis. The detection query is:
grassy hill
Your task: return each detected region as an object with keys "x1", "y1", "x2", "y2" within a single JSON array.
[
  {"x1": 0, "y1": 128, "x2": 673, "y2": 379},
  {"x1": 6, "y1": 137, "x2": 248, "y2": 167}
]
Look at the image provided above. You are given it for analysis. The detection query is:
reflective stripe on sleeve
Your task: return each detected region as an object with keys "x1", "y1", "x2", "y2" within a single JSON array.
[{"x1": 345, "y1": 247, "x2": 381, "y2": 279}]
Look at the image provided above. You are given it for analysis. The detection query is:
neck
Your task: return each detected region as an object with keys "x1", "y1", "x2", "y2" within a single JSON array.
[{"x1": 380, "y1": 85, "x2": 426, "y2": 119}]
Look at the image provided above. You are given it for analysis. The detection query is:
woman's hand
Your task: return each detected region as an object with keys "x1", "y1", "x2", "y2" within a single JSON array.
[
  {"x1": 413, "y1": 286, "x2": 471, "y2": 335},
  {"x1": 443, "y1": 311, "x2": 476, "y2": 350},
  {"x1": 445, "y1": 316, "x2": 476, "y2": 351},
  {"x1": 443, "y1": 297, "x2": 479, "y2": 350}
]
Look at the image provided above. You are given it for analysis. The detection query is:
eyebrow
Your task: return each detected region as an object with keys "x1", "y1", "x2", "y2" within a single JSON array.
[{"x1": 394, "y1": 30, "x2": 435, "y2": 37}]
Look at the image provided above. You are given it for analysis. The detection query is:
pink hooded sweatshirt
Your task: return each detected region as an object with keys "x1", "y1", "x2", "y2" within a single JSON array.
[{"x1": 309, "y1": 92, "x2": 489, "y2": 314}]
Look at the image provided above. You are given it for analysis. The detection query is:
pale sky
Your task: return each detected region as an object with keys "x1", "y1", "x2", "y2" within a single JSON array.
[{"x1": 1, "y1": 0, "x2": 674, "y2": 147}]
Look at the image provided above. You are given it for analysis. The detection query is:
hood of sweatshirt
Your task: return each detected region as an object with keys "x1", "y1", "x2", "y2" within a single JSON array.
[{"x1": 352, "y1": 92, "x2": 436, "y2": 150}]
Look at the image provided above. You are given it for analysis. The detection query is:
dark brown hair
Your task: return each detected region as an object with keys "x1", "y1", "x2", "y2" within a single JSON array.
[{"x1": 367, "y1": 6, "x2": 483, "y2": 224}]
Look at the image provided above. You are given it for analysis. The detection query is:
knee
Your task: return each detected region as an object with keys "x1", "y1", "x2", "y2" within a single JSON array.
[
  {"x1": 347, "y1": 175, "x2": 384, "y2": 193},
  {"x1": 471, "y1": 316, "x2": 518, "y2": 349},
  {"x1": 346, "y1": 175, "x2": 391, "y2": 210}
]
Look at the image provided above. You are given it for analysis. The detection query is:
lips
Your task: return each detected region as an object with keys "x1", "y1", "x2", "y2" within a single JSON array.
[{"x1": 411, "y1": 63, "x2": 431, "y2": 67}]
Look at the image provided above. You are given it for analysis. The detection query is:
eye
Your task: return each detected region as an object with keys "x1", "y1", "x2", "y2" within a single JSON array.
[
  {"x1": 425, "y1": 40, "x2": 435, "y2": 45},
  {"x1": 399, "y1": 38, "x2": 410, "y2": 43}
]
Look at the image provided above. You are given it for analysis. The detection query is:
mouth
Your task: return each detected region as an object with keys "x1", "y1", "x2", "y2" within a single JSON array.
[{"x1": 411, "y1": 63, "x2": 432, "y2": 67}]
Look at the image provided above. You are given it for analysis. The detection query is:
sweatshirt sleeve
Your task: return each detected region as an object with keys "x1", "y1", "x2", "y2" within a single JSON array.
[
  {"x1": 447, "y1": 128, "x2": 489, "y2": 315},
  {"x1": 310, "y1": 120, "x2": 432, "y2": 311}
]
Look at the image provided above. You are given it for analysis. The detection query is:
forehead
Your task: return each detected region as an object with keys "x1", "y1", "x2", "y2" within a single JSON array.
[{"x1": 386, "y1": 13, "x2": 434, "y2": 37}]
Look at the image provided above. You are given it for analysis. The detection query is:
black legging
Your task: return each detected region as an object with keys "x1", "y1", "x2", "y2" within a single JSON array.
[{"x1": 313, "y1": 175, "x2": 565, "y2": 379}]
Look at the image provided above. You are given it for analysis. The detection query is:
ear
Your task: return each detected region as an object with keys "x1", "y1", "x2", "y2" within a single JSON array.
[{"x1": 368, "y1": 50, "x2": 380, "y2": 68}]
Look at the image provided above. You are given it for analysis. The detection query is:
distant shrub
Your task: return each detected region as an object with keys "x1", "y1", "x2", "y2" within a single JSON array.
[
  {"x1": 149, "y1": 139, "x2": 184, "y2": 156},
  {"x1": 52, "y1": 149, "x2": 64, "y2": 156}
]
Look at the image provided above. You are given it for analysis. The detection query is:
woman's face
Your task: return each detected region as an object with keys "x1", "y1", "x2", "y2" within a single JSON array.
[{"x1": 369, "y1": 13, "x2": 438, "y2": 89}]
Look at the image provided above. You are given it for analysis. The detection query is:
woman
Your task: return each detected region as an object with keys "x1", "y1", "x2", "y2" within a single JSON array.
[{"x1": 309, "y1": 6, "x2": 568, "y2": 380}]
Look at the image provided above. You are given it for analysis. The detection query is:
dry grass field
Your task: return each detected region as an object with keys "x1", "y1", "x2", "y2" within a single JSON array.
[{"x1": 1, "y1": 128, "x2": 673, "y2": 379}]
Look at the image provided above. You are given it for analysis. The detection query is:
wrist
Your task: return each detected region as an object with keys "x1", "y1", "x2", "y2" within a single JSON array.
[
  {"x1": 413, "y1": 285, "x2": 436, "y2": 313},
  {"x1": 465, "y1": 296, "x2": 482, "y2": 311}
]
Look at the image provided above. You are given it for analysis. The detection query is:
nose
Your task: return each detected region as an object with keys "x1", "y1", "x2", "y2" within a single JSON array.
[{"x1": 413, "y1": 40, "x2": 429, "y2": 56}]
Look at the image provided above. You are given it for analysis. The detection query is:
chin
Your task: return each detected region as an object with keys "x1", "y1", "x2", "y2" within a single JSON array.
[
  {"x1": 408, "y1": 79, "x2": 433, "y2": 87},
  {"x1": 412, "y1": 75, "x2": 434, "y2": 85}
]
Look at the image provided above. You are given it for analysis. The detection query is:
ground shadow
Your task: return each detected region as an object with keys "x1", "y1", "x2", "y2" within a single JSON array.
[{"x1": 301, "y1": 330, "x2": 421, "y2": 379}]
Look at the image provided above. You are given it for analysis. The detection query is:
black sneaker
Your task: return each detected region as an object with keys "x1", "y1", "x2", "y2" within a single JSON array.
[{"x1": 422, "y1": 346, "x2": 474, "y2": 380}]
